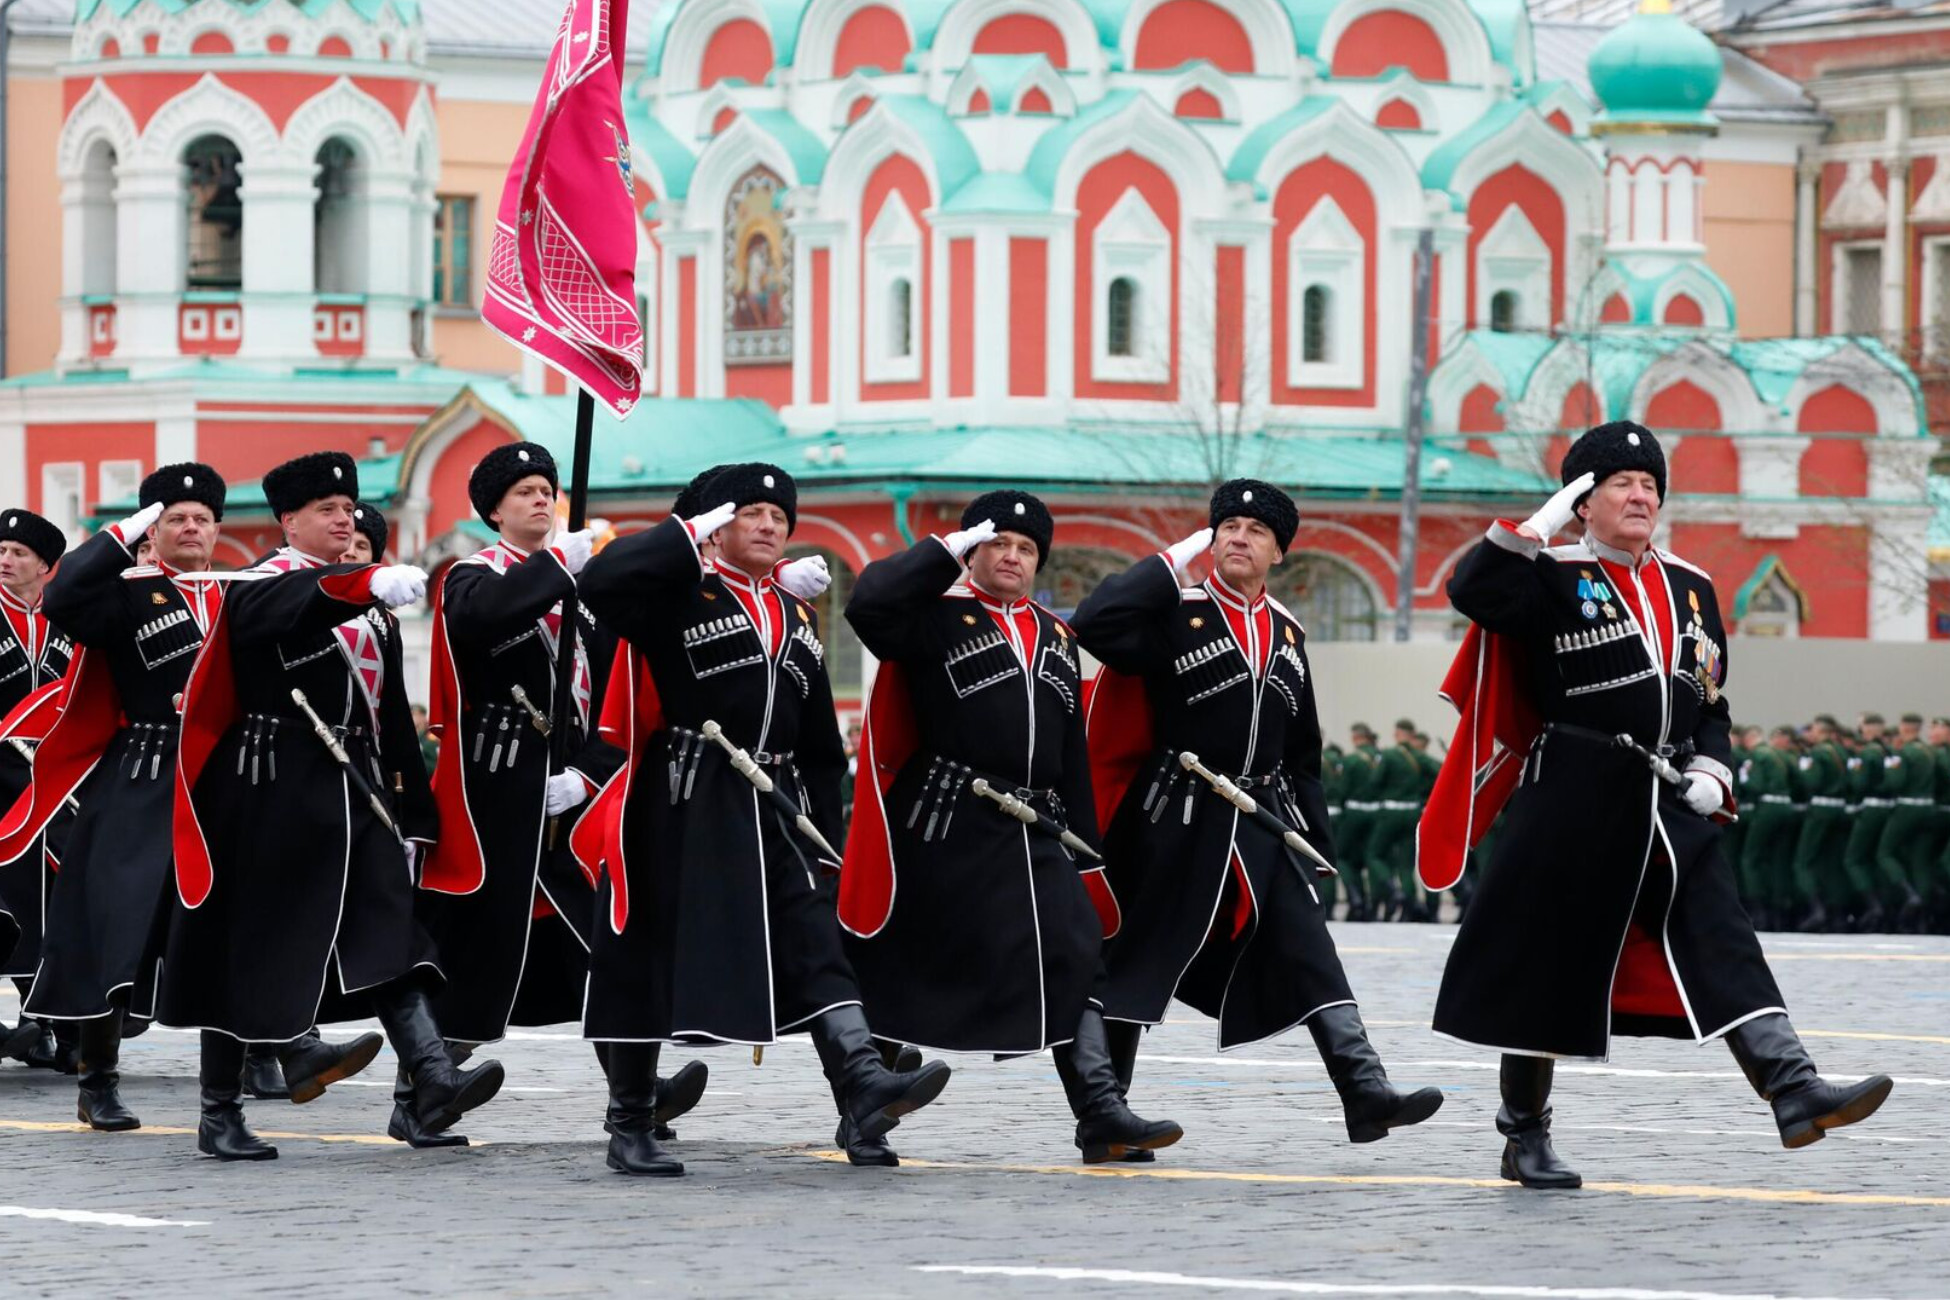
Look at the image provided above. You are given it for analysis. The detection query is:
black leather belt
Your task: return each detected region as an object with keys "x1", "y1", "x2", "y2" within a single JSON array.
[{"x1": 1545, "y1": 721, "x2": 1694, "y2": 765}]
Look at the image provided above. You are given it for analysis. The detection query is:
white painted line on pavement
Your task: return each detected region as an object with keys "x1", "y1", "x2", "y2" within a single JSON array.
[
  {"x1": 913, "y1": 1264, "x2": 1894, "y2": 1300},
  {"x1": 1, "y1": 1205, "x2": 208, "y2": 1229},
  {"x1": 1139, "y1": 1055, "x2": 1950, "y2": 1087},
  {"x1": 324, "y1": 1080, "x2": 566, "y2": 1093}
]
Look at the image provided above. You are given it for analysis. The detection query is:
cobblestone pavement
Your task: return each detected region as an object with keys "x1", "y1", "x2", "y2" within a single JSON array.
[{"x1": 3, "y1": 923, "x2": 1946, "y2": 1299}]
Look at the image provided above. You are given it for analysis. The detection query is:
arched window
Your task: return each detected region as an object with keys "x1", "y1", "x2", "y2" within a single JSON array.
[
  {"x1": 184, "y1": 135, "x2": 243, "y2": 291},
  {"x1": 888, "y1": 277, "x2": 913, "y2": 359},
  {"x1": 1302, "y1": 285, "x2": 1331, "y2": 363},
  {"x1": 783, "y1": 547, "x2": 865, "y2": 698},
  {"x1": 79, "y1": 140, "x2": 119, "y2": 298},
  {"x1": 314, "y1": 138, "x2": 365, "y2": 295},
  {"x1": 1033, "y1": 547, "x2": 1134, "y2": 620},
  {"x1": 1269, "y1": 552, "x2": 1380, "y2": 642},
  {"x1": 1107, "y1": 276, "x2": 1137, "y2": 358},
  {"x1": 1489, "y1": 289, "x2": 1518, "y2": 333}
]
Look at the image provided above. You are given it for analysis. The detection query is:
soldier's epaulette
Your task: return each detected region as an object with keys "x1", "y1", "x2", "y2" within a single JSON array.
[
  {"x1": 1180, "y1": 587, "x2": 1211, "y2": 602},
  {"x1": 120, "y1": 565, "x2": 165, "y2": 580},
  {"x1": 1266, "y1": 594, "x2": 1305, "y2": 636},
  {"x1": 1542, "y1": 540, "x2": 1595, "y2": 562},
  {"x1": 1654, "y1": 548, "x2": 1713, "y2": 582}
]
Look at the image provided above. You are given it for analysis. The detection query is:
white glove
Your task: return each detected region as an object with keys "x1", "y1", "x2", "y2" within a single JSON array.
[
  {"x1": 1682, "y1": 771, "x2": 1723, "y2": 817},
  {"x1": 370, "y1": 564, "x2": 428, "y2": 609},
  {"x1": 776, "y1": 554, "x2": 831, "y2": 601},
  {"x1": 545, "y1": 772, "x2": 588, "y2": 816},
  {"x1": 1519, "y1": 471, "x2": 1597, "y2": 542},
  {"x1": 114, "y1": 501, "x2": 163, "y2": 547},
  {"x1": 1164, "y1": 527, "x2": 1214, "y2": 576},
  {"x1": 942, "y1": 518, "x2": 997, "y2": 560},
  {"x1": 687, "y1": 501, "x2": 737, "y2": 544},
  {"x1": 551, "y1": 527, "x2": 596, "y2": 576},
  {"x1": 403, "y1": 841, "x2": 421, "y2": 884}
]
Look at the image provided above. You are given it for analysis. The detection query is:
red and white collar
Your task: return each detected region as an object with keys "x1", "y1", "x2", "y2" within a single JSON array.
[
  {"x1": 967, "y1": 577, "x2": 1032, "y2": 615},
  {"x1": 1204, "y1": 573, "x2": 1268, "y2": 613},
  {"x1": 0, "y1": 585, "x2": 42, "y2": 616}
]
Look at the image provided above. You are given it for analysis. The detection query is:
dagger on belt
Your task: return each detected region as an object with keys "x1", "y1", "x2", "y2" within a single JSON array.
[
  {"x1": 4, "y1": 737, "x2": 81, "y2": 813},
  {"x1": 290, "y1": 688, "x2": 404, "y2": 844},
  {"x1": 699, "y1": 721, "x2": 842, "y2": 863},
  {"x1": 1176, "y1": 751, "x2": 1337, "y2": 878},
  {"x1": 968, "y1": 778, "x2": 1104, "y2": 863}
]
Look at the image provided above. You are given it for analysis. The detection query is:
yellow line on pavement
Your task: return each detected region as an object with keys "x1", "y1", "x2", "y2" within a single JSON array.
[
  {"x1": 803, "y1": 1152, "x2": 1950, "y2": 1208},
  {"x1": 0, "y1": 1118, "x2": 405, "y2": 1146},
  {"x1": 1802, "y1": 1029, "x2": 1950, "y2": 1045}
]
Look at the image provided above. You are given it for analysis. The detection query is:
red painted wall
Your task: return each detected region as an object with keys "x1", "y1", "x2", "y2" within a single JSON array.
[
  {"x1": 677, "y1": 257, "x2": 696, "y2": 398},
  {"x1": 1795, "y1": 384, "x2": 1874, "y2": 498},
  {"x1": 1663, "y1": 294, "x2": 1705, "y2": 326},
  {"x1": 1331, "y1": 12, "x2": 1449, "y2": 81},
  {"x1": 1133, "y1": 0, "x2": 1255, "y2": 74},
  {"x1": 1074, "y1": 154, "x2": 1180, "y2": 402},
  {"x1": 950, "y1": 237, "x2": 976, "y2": 399},
  {"x1": 1175, "y1": 87, "x2": 1223, "y2": 119},
  {"x1": 1670, "y1": 522, "x2": 1869, "y2": 637},
  {"x1": 700, "y1": 18, "x2": 773, "y2": 88},
  {"x1": 832, "y1": 5, "x2": 910, "y2": 77},
  {"x1": 971, "y1": 15, "x2": 1067, "y2": 66},
  {"x1": 1270, "y1": 157, "x2": 1376, "y2": 407},
  {"x1": 1645, "y1": 381, "x2": 1737, "y2": 494},
  {"x1": 811, "y1": 248, "x2": 832, "y2": 405},
  {"x1": 1009, "y1": 237, "x2": 1048, "y2": 397},
  {"x1": 859, "y1": 155, "x2": 933, "y2": 402},
  {"x1": 1467, "y1": 165, "x2": 1566, "y2": 329},
  {"x1": 1375, "y1": 99, "x2": 1421, "y2": 130},
  {"x1": 1214, "y1": 244, "x2": 1245, "y2": 405},
  {"x1": 1737, "y1": 29, "x2": 1950, "y2": 83},
  {"x1": 426, "y1": 423, "x2": 517, "y2": 539},
  {"x1": 24, "y1": 421, "x2": 152, "y2": 518}
]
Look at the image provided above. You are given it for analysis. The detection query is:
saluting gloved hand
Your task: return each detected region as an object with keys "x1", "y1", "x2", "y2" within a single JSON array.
[
  {"x1": 112, "y1": 501, "x2": 164, "y2": 549},
  {"x1": 1164, "y1": 527, "x2": 1214, "y2": 576},
  {"x1": 942, "y1": 517, "x2": 997, "y2": 560},
  {"x1": 545, "y1": 772, "x2": 588, "y2": 816},
  {"x1": 1682, "y1": 771, "x2": 1724, "y2": 817},
  {"x1": 370, "y1": 564, "x2": 428, "y2": 609},
  {"x1": 776, "y1": 554, "x2": 831, "y2": 600},
  {"x1": 1518, "y1": 471, "x2": 1597, "y2": 542},
  {"x1": 687, "y1": 501, "x2": 737, "y2": 544},
  {"x1": 551, "y1": 527, "x2": 596, "y2": 577}
]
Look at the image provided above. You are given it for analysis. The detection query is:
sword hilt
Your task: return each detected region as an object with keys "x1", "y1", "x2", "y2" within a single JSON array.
[
  {"x1": 511, "y1": 683, "x2": 552, "y2": 737},
  {"x1": 702, "y1": 720, "x2": 777, "y2": 794}
]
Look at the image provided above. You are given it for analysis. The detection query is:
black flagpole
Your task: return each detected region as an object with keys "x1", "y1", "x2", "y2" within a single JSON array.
[{"x1": 547, "y1": 388, "x2": 596, "y2": 841}]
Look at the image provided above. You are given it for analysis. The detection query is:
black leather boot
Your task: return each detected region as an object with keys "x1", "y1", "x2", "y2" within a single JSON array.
[
  {"x1": 1054, "y1": 1009, "x2": 1182, "y2": 1164},
  {"x1": 604, "y1": 1043, "x2": 683, "y2": 1176},
  {"x1": 1725, "y1": 1013, "x2": 1894, "y2": 1149},
  {"x1": 831, "y1": 1041, "x2": 911, "y2": 1167},
  {"x1": 810, "y1": 1005, "x2": 951, "y2": 1145},
  {"x1": 76, "y1": 1015, "x2": 139, "y2": 1132},
  {"x1": 276, "y1": 1025, "x2": 383, "y2": 1104},
  {"x1": 1307, "y1": 1004, "x2": 1443, "y2": 1143},
  {"x1": 1104, "y1": 1018, "x2": 1154, "y2": 1163},
  {"x1": 197, "y1": 1032, "x2": 276, "y2": 1161},
  {"x1": 1496, "y1": 1054, "x2": 1579, "y2": 1189},
  {"x1": 20, "y1": 1020, "x2": 77, "y2": 1073},
  {"x1": 2, "y1": 1015, "x2": 39, "y2": 1062},
  {"x1": 373, "y1": 982, "x2": 503, "y2": 1137},
  {"x1": 655, "y1": 1057, "x2": 709, "y2": 1135},
  {"x1": 387, "y1": 1061, "x2": 470, "y2": 1148},
  {"x1": 243, "y1": 1044, "x2": 290, "y2": 1100}
]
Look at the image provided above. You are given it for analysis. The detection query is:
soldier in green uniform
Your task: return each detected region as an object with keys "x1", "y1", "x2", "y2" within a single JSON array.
[
  {"x1": 1842, "y1": 714, "x2": 1895, "y2": 932},
  {"x1": 1726, "y1": 725, "x2": 1757, "y2": 891},
  {"x1": 1365, "y1": 720, "x2": 1424, "y2": 922},
  {"x1": 1930, "y1": 718, "x2": 1950, "y2": 931},
  {"x1": 1739, "y1": 727, "x2": 1800, "y2": 932},
  {"x1": 1873, "y1": 713, "x2": 1934, "y2": 931},
  {"x1": 1408, "y1": 732, "x2": 1444, "y2": 921},
  {"x1": 1339, "y1": 725, "x2": 1381, "y2": 921},
  {"x1": 1789, "y1": 715, "x2": 1850, "y2": 933},
  {"x1": 1321, "y1": 742, "x2": 1347, "y2": 916}
]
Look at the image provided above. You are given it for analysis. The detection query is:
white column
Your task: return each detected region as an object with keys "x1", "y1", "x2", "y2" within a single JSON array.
[
  {"x1": 1882, "y1": 156, "x2": 1908, "y2": 342},
  {"x1": 111, "y1": 162, "x2": 188, "y2": 364},
  {"x1": 361, "y1": 170, "x2": 419, "y2": 363},
  {"x1": 1794, "y1": 158, "x2": 1819, "y2": 337},
  {"x1": 238, "y1": 161, "x2": 320, "y2": 361}
]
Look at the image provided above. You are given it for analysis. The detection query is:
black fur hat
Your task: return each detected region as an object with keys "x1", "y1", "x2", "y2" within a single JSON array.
[
  {"x1": 263, "y1": 451, "x2": 358, "y2": 517},
  {"x1": 1209, "y1": 479, "x2": 1298, "y2": 553},
  {"x1": 469, "y1": 442, "x2": 558, "y2": 528},
  {"x1": 672, "y1": 464, "x2": 733, "y2": 520},
  {"x1": 140, "y1": 462, "x2": 226, "y2": 521},
  {"x1": 703, "y1": 463, "x2": 796, "y2": 533},
  {"x1": 0, "y1": 508, "x2": 66, "y2": 567},
  {"x1": 1562, "y1": 420, "x2": 1666, "y2": 504},
  {"x1": 351, "y1": 502, "x2": 389, "y2": 558},
  {"x1": 961, "y1": 489, "x2": 1053, "y2": 567}
]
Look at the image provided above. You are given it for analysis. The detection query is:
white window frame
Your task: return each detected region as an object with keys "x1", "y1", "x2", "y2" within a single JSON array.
[
  {"x1": 99, "y1": 459, "x2": 143, "y2": 510},
  {"x1": 1832, "y1": 238, "x2": 1885, "y2": 337},
  {"x1": 863, "y1": 192, "x2": 922, "y2": 385},
  {"x1": 1924, "y1": 235, "x2": 1950, "y2": 358},
  {"x1": 1742, "y1": 570, "x2": 1802, "y2": 638},
  {"x1": 1091, "y1": 189, "x2": 1171, "y2": 384},
  {"x1": 1475, "y1": 205, "x2": 1551, "y2": 332},
  {"x1": 41, "y1": 462, "x2": 84, "y2": 538},
  {"x1": 1287, "y1": 197, "x2": 1364, "y2": 389}
]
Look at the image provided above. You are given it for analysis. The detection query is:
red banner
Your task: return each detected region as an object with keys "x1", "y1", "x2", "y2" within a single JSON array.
[{"x1": 482, "y1": 0, "x2": 643, "y2": 417}]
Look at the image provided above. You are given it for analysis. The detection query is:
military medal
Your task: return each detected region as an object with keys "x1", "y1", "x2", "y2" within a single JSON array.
[
  {"x1": 151, "y1": 592, "x2": 168, "y2": 606},
  {"x1": 1189, "y1": 616, "x2": 1205, "y2": 629}
]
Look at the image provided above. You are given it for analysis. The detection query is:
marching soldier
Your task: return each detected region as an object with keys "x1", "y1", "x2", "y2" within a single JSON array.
[
  {"x1": 1739, "y1": 727, "x2": 1800, "y2": 932},
  {"x1": 1408, "y1": 733, "x2": 1448, "y2": 919},
  {"x1": 1073, "y1": 480, "x2": 1443, "y2": 1148},
  {"x1": 0, "y1": 508, "x2": 75, "y2": 1071},
  {"x1": 1338, "y1": 725, "x2": 1380, "y2": 920},
  {"x1": 1367, "y1": 722, "x2": 1424, "y2": 921},
  {"x1": 1841, "y1": 714, "x2": 1894, "y2": 928},
  {"x1": 1789, "y1": 715, "x2": 1850, "y2": 932},
  {"x1": 1931, "y1": 717, "x2": 1950, "y2": 929},
  {"x1": 1420, "y1": 422, "x2": 1891, "y2": 1189},
  {"x1": 164, "y1": 451, "x2": 504, "y2": 1160},
  {"x1": 1320, "y1": 743, "x2": 1346, "y2": 915},
  {"x1": 1873, "y1": 713, "x2": 1934, "y2": 930},
  {"x1": 575, "y1": 463, "x2": 950, "y2": 1178},
  {"x1": 841, "y1": 491, "x2": 1182, "y2": 1165},
  {"x1": 1724, "y1": 725, "x2": 1756, "y2": 884}
]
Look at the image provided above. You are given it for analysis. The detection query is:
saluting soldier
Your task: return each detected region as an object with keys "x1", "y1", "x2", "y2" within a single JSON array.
[
  {"x1": 1789, "y1": 715, "x2": 1849, "y2": 932},
  {"x1": 164, "y1": 451, "x2": 504, "y2": 1160},
  {"x1": 841, "y1": 491, "x2": 1182, "y2": 1166},
  {"x1": 0, "y1": 508, "x2": 75, "y2": 1072},
  {"x1": 1073, "y1": 480, "x2": 1443, "y2": 1148},
  {"x1": 1422, "y1": 423, "x2": 1892, "y2": 1189},
  {"x1": 575, "y1": 463, "x2": 950, "y2": 1178},
  {"x1": 1873, "y1": 712, "x2": 1934, "y2": 931}
]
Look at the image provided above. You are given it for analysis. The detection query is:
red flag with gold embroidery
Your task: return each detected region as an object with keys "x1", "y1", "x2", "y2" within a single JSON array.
[{"x1": 482, "y1": 0, "x2": 642, "y2": 416}]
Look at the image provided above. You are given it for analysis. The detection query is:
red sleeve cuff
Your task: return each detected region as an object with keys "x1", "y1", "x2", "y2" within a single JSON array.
[{"x1": 318, "y1": 566, "x2": 376, "y2": 605}]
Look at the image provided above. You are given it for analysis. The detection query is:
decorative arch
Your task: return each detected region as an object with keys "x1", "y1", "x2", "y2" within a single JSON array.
[
  {"x1": 1050, "y1": 93, "x2": 1228, "y2": 223},
  {"x1": 1121, "y1": 0, "x2": 1298, "y2": 78},
  {"x1": 1428, "y1": 334, "x2": 1512, "y2": 432},
  {"x1": 1629, "y1": 346, "x2": 1762, "y2": 431},
  {"x1": 1650, "y1": 265, "x2": 1731, "y2": 331},
  {"x1": 695, "y1": 83, "x2": 745, "y2": 141},
  {"x1": 795, "y1": 0, "x2": 914, "y2": 80},
  {"x1": 1317, "y1": 0, "x2": 1495, "y2": 88},
  {"x1": 1445, "y1": 111, "x2": 1601, "y2": 324},
  {"x1": 1370, "y1": 73, "x2": 1435, "y2": 131},
  {"x1": 682, "y1": 113, "x2": 810, "y2": 236},
  {"x1": 130, "y1": 73, "x2": 283, "y2": 170},
  {"x1": 663, "y1": 0, "x2": 782, "y2": 93},
  {"x1": 281, "y1": 78, "x2": 410, "y2": 174},
  {"x1": 829, "y1": 70, "x2": 883, "y2": 130},
  {"x1": 818, "y1": 102, "x2": 954, "y2": 224},
  {"x1": 1238, "y1": 99, "x2": 1422, "y2": 218},
  {"x1": 931, "y1": 0, "x2": 1102, "y2": 74},
  {"x1": 57, "y1": 80, "x2": 140, "y2": 178},
  {"x1": 1268, "y1": 548, "x2": 1387, "y2": 642},
  {"x1": 1784, "y1": 344, "x2": 1922, "y2": 438},
  {"x1": 1164, "y1": 61, "x2": 1242, "y2": 123},
  {"x1": 945, "y1": 57, "x2": 1075, "y2": 117}
]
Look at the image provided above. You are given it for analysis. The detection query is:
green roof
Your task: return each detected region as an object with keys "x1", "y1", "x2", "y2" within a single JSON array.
[
  {"x1": 1422, "y1": 99, "x2": 1525, "y2": 199},
  {"x1": 867, "y1": 96, "x2": 981, "y2": 200},
  {"x1": 624, "y1": 101, "x2": 697, "y2": 201},
  {"x1": 959, "y1": 54, "x2": 1048, "y2": 109},
  {"x1": 1588, "y1": 7, "x2": 1721, "y2": 129},
  {"x1": 1227, "y1": 97, "x2": 1336, "y2": 190},
  {"x1": 740, "y1": 107, "x2": 830, "y2": 184}
]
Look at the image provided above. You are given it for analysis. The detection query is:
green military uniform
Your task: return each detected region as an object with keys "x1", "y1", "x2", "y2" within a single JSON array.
[
  {"x1": 1841, "y1": 738, "x2": 1893, "y2": 922},
  {"x1": 1725, "y1": 736, "x2": 1753, "y2": 880},
  {"x1": 1365, "y1": 742, "x2": 1422, "y2": 920},
  {"x1": 1789, "y1": 739, "x2": 1849, "y2": 927},
  {"x1": 1874, "y1": 736, "x2": 1935, "y2": 924},
  {"x1": 1338, "y1": 742, "x2": 1381, "y2": 920},
  {"x1": 1321, "y1": 745, "x2": 1347, "y2": 914},
  {"x1": 1410, "y1": 746, "x2": 1442, "y2": 921},
  {"x1": 1932, "y1": 742, "x2": 1950, "y2": 916},
  {"x1": 1738, "y1": 744, "x2": 1798, "y2": 928}
]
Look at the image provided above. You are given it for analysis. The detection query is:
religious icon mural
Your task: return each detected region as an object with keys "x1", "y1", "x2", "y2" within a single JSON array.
[{"x1": 724, "y1": 166, "x2": 791, "y2": 364}]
